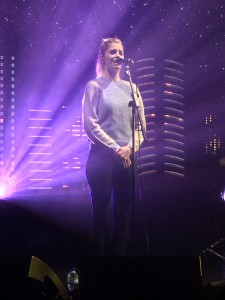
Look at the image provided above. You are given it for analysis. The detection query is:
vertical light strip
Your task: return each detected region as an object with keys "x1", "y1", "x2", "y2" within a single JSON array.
[
  {"x1": 10, "y1": 56, "x2": 15, "y2": 173},
  {"x1": 0, "y1": 55, "x2": 3, "y2": 176},
  {"x1": 205, "y1": 114, "x2": 221, "y2": 155},
  {"x1": 136, "y1": 58, "x2": 185, "y2": 178},
  {"x1": 28, "y1": 109, "x2": 53, "y2": 190}
]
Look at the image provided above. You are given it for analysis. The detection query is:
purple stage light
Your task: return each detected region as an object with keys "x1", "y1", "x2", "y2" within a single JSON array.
[
  {"x1": 0, "y1": 0, "x2": 224, "y2": 201},
  {"x1": 0, "y1": 177, "x2": 13, "y2": 199}
]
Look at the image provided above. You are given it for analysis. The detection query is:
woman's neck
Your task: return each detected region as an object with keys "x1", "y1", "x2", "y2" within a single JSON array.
[{"x1": 102, "y1": 70, "x2": 121, "y2": 81}]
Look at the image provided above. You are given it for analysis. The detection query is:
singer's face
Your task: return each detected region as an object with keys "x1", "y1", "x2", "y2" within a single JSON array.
[{"x1": 103, "y1": 42, "x2": 124, "y2": 74}]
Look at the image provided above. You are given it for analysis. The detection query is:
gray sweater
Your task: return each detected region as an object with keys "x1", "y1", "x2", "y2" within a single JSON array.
[{"x1": 82, "y1": 76, "x2": 146, "y2": 151}]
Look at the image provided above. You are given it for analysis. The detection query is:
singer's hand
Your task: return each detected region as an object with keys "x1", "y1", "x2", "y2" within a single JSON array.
[
  {"x1": 116, "y1": 146, "x2": 132, "y2": 160},
  {"x1": 123, "y1": 158, "x2": 132, "y2": 168},
  {"x1": 116, "y1": 146, "x2": 132, "y2": 169}
]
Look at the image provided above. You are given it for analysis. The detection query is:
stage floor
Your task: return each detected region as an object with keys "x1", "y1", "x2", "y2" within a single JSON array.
[{"x1": 1, "y1": 196, "x2": 225, "y2": 299}]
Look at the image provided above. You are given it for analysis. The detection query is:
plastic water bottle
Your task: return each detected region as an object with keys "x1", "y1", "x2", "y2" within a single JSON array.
[{"x1": 67, "y1": 267, "x2": 79, "y2": 294}]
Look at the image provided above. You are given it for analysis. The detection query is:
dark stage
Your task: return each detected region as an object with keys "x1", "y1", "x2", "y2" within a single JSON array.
[{"x1": 0, "y1": 191, "x2": 225, "y2": 299}]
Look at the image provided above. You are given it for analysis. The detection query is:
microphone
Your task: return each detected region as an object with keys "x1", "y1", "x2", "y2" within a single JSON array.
[{"x1": 112, "y1": 57, "x2": 134, "y2": 65}]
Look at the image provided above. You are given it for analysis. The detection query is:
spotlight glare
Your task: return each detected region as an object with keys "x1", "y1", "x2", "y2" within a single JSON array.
[
  {"x1": 220, "y1": 189, "x2": 225, "y2": 201},
  {"x1": 0, "y1": 177, "x2": 14, "y2": 200}
]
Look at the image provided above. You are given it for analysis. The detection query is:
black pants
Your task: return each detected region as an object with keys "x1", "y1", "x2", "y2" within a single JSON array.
[{"x1": 86, "y1": 144, "x2": 132, "y2": 255}]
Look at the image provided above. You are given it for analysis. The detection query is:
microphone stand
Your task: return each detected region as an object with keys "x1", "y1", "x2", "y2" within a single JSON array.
[{"x1": 124, "y1": 62, "x2": 147, "y2": 254}]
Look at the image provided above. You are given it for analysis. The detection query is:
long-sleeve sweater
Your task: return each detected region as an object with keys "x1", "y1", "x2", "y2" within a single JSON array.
[{"x1": 82, "y1": 76, "x2": 146, "y2": 152}]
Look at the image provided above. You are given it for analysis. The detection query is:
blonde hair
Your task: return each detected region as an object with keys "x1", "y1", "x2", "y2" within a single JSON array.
[{"x1": 96, "y1": 37, "x2": 124, "y2": 77}]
